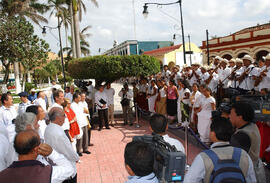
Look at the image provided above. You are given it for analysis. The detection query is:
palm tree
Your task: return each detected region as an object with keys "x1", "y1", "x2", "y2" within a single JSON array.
[
  {"x1": 80, "y1": 25, "x2": 92, "y2": 41},
  {"x1": 48, "y1": 0, "x2": 71, "y2": 47},
  {"x1": 0, "y1": 0, "x2": 49, "y2": 25},
  {"x1": 62, "y1": 36, "x2": 90, "y2": 57},
  {"x1": 67, "y1": 0, "x2": 98, "y2": 58}
]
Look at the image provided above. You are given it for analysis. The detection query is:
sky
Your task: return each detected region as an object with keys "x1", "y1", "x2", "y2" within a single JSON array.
[{"x1": 34, "y1": 0, "x2": 270, "y2": 56}]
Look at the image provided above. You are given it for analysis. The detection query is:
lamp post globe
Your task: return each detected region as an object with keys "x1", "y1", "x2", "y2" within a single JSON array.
[{"x1": 143, "y1": 4, "x2": 149, "y2": 19}]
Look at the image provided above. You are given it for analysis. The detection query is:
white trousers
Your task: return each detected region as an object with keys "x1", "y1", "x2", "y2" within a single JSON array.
[
  {"x1": 177, "y1": 100, "x2": 182, "y2": 123},
  {"x1": 148, "y1": 95, "x2": 157, "y2": 113},
  {"x1": 197, "y1": 111, "x2": 211, "y2": 143}
]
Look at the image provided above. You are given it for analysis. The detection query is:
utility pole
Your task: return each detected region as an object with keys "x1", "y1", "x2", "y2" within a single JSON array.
[{"x1": 206, "y1": 30, "x2": 210, "y2": 65}]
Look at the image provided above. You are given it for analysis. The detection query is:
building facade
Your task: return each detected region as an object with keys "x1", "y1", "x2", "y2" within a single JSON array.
[
  {"x1": 103, "y1": 40, "x2": 173, "y2": 56},
  {"x1": 201, "y1": 23, "x2": 270, "y2": 64},
  {"x1": 143, "y1": 43, "x2": 203, "y2": 67}
]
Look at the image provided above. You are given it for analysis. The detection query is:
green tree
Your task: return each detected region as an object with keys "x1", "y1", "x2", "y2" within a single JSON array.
[
  {"x1": 68, "y1": 55, "x2": 160, "y2": 85},
  {"x1": 0, "y1": 15, "x2": 49, "y2": 83},
  {"x1": 0, "y1": 0, "x2": 49, "y2": 25}
]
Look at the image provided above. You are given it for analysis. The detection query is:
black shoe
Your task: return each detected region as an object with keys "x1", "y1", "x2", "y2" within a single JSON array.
[
  {"x1": 83, "y1": 151, "x2": 91, "y2": 154},
  {"x1": 88, "y1": 143, "x2": 94, "y2": 146},
  {"x1": 98, "y1": 128, "x2": 102, "y2": 131},
  {"x1": 78, "y1": 152, "x2": 83, "y2": 156},
  {"x1": 129, "y1": 123, "x2": 133, "y2": 126},
  {"x1": 106, "y1": 127, "x2": 110, "y2": 129}
]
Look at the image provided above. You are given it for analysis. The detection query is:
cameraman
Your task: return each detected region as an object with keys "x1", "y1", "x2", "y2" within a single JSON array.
[
  {"x1": 118, "y1": 83, "x2": 133, "y2": 126},
  {"x1": 149, "y1": 114, "x2": 185, "y2": 153},
  {"x1": 124, "y1": 141, "x2": 159, "y2": 183},
  {"x1": 184, "y1": 117, "x2": 256, "y2": 183}
]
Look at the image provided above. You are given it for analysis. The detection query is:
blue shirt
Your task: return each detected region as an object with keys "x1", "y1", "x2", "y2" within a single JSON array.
[{"x1": 125, "y1": 173, "x2": 159, "y2": 183}]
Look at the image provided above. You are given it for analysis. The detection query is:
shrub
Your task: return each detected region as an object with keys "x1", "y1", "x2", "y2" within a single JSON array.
[{"x1": 68, "y1": 55, "x2": 160, "y2": 83}]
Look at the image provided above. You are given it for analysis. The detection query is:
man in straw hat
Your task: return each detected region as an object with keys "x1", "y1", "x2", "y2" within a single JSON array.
[{"x1": 236, "y1": 55, "x2": 257, "y2": 94}]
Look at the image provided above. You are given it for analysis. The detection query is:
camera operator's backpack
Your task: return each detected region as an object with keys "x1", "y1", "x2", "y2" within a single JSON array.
[{"x1": 203, "y1": 147, "x2": 246, "y2": 183}]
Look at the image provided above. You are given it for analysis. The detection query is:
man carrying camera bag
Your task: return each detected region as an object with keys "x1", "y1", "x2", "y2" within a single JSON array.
[{"x1": 118, "y1": 83, "x2": 133, "y2": 126}]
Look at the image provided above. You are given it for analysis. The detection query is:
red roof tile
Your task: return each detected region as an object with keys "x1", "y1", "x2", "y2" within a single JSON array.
[{"x1": 143, "y1": 44, "x2": 182, "y2": 56}]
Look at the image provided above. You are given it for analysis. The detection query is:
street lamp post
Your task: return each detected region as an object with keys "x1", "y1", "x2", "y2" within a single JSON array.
[
  {"x1": 143, "y1": 0, "x2": 187, "y2": 64},
  {"x1": 206, "y1": 29, "x2": 210, "y2": 66},
  {"x1": 42, "y1": 18, "x2": 66, "y2": 89}
]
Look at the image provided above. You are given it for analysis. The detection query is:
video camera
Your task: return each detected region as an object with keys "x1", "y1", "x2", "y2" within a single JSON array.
[
  {"x1": 236, "y1": 94, "x2": 270, "y2": 122},
  {"x1": 212, "y1": 102, "x2": 231, "y2": 119},
  {"x1": 213, "y1": 94, "x2": 270, "y2": 122},
  {"x1": 132, "y1": 134, "x2": 186, "y2": 183}
]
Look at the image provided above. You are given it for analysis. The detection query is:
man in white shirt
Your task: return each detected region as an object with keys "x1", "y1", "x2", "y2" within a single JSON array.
[
  {"x1": 184, "y1": 117, "x2": 256, "y2": 183},
  {"x1": 64, "y1": 87, "x2": 73, "y2": 102},
  {"x1": 45, "y1": 107, "x2": 79, "y2": 183},
  {"x1": 51, "y1": 80, "x2": 62, "y2": 90},
  {"x1": 79, "y1": 93, "x2": 93, "y2": 147},
  {"x1": 236, "y1": 55, "x2": 257, "y2": 93},
  {"x1": 0, "y1": 122, "x2": 10, "y2": 171},
  {"x1": 95, "y1": 84, "x2": 110, "y2": 131},
  {"x1": 217, "y1": 59, "x2": 231, "y2": 89},
  {"x1": 34, "y1": 91, "x2": 47, "y2": 112},
  {"x1": 9, "y1": 112, "x2": 69, "y2": 173},
  {"x1": 104, "y1": 82, "x2": 115, "y2": 126},
  {"x1": 162, "y1": 65, "x2": 171, "y2": 84},
  {"x1": 256, "y1": 54, "x2": 270, "y2": 92},
  {"x1": 149, "y1": 114, "x2": 185, "y2": 153},
  {"x1": 18, "y1": 92, "x2": 31, "y2": 115},
  {"x1": 71, "y1": 93, "x2": 90, "y2": 156},
  {"x1": 0, "y1": 93, "x2": 18, "y2": 142},
  {"x1": 0, "y1": 129, "x2": 74, "y2": 183},
  {"x1": 200, "y1": 66, "x2": 210, "y2": 85},
  {"x1": 189, "y1": 63, "x2": 202, "y2": 86},
  {"x1": 118, "y1": 83, "x2": 133, "y2": 126},
  {"x1": 51, "y1": 89, "x2": 70, "y2": 133}
]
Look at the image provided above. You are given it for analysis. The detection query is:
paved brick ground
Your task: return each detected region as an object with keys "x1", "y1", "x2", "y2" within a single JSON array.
[{"x1": 77, "y1": 119, "x2": 201, "y2": 183}]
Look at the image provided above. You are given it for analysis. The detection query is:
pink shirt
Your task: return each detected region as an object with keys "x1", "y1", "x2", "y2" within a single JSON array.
[{"x1": 167, "y1": 86, "x2": 177, "y2": 100}]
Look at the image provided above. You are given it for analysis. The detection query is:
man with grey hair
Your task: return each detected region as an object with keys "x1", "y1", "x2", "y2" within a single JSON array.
[
  {"x1": 5, "y1": 112, "x2": 40, "y2": 166},
  {"x1": 45, "y1": 107, "x2": 79, "y2": 183},
  {"x1": 14, "y1": 112, "x2": 38, "y2": 134},
  {"x1": 3, "y1": 112, "x2": 74, "y2": 181}
]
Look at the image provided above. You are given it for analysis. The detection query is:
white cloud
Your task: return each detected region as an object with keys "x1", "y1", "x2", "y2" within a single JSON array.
[
  {"x1": 33, "y1": 0, "x2": 270, "y2": 55},
  {"x1": 243, "y1": 0, "x2": 270, "y2": 15},
  {"x1": 97, "y1": 27, "x2": 113, "y2": 38}
]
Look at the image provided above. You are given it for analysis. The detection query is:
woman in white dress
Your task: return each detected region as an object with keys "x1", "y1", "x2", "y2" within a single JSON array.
[
  {"x1": 197, "y1": 87, "x2": 216, "y2": 144},
  {"x1": 147, "y1": 80, "x2": 158, "y2": 113},
  {"x1": 177, "y1": 79, "x2": 185, "y2": 124}
]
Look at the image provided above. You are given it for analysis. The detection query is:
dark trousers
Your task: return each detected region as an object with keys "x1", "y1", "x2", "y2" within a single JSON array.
[
  {"x1": 122, "y1": 104, "x2": 133, "y2": 124},
  {"x1": 88, "y1": 107, "x2": 94, "y2": 126},
  {"x1": 76, "y1": 126, "x2": 88, "y2": 153},
  {"x1": 98, "y1": 109, "x2": 108, "y2": 128},
  {"x1": 63, "y1": 174, "x2": 77, "y2": 183}
]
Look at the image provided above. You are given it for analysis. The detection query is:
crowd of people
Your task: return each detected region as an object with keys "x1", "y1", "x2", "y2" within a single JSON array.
[
  {"x1": 0, "y1": 53, "x2": 269, "y2": 183},
  {"x1": 133, "y1": 54, "x2": 270, "y2": 148}
]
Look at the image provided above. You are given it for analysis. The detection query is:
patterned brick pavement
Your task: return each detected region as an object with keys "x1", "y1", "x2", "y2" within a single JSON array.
[{"x1": 76, "y1": 119, "x2": 202, "y2": 183}]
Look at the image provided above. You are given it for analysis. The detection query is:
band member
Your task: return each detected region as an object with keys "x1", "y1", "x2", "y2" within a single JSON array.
[
  {"x1": 255, "y1": 54, "x2": 270, "y2": 92},
  {"x1": 236, "y1": 55, "x2": 257, "y2": 94}
]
